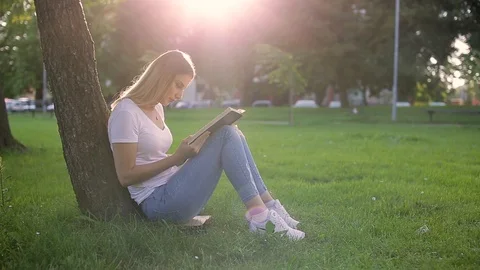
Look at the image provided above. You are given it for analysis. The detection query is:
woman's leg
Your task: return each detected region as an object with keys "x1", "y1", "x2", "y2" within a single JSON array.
[
  {"x1": 234, "y1": 127, "x2": 300, "y2": 229},
  {"x1": 140, "y1": 125, "x2": 266, "y2": 223},
  {"x1": 141, "y1": 125, "x2": 305, "y2": 240},
  {"x1": 234, "y1": 127, "x2": 274, "y2": 203}
]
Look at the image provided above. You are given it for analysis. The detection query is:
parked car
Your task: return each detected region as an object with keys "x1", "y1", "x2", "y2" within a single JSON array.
[
  {"x1": 11, "y1": 98, "x2": 36, "y2": 112},
  {"x1": 171, "y1": 100, "x2": 214, "y2": 109},
  {"x1": 396, "y1": 102, "x2": 411, "y2": 107},
  {"x1": 293, "y1": 100, "x2": 318, "y2": 108},
  {"x1": 173, "y1": 101, "x2": 191, "y2": 109},
  {"x1": 252, "y1": 100, "x2": 273, "y2": 107},
  {"x1": 47, "y1": 103, "x2": 55, "y2": 112},
  {"x1": 5, "y1": 99, "x2": 14, "y2": 112},
  {"x1": 428, "y1": 102, "x2": 446, "y2": 107},
  {"x1": 191, "y1": 100, "x2": 213, "y2": 108},
  {"x1": 221, "y1": 99, "x2": 241, "y2": 108},
  {"x1": 329, "y1": 101, "x2": 341, "y2": 108}
]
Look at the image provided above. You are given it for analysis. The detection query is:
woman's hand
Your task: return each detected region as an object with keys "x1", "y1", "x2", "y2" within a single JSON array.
[{"x1": 173, "y1": 132, "x2": 210, "y2": 165}]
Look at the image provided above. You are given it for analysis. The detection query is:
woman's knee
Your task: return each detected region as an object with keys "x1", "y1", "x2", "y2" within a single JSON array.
[
  {"x1": 218, "y1": 125, "x2": 237, "y2": 138},
  {"x1": 233, "y1": 125, "x2": 245, "y2": 137},
  {"x1": 220, "y1": 125, "x2": 243, "y2": 138},
  {"x1": 221, "y1": 124, "x2": 236, "y2": 133}
]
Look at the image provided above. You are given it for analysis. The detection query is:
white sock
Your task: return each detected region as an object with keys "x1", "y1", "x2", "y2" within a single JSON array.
[
  {"x1": 248, "y1": 208, "x2": 269, "y2": 223},
  {"x1": 265, "y1": 199, "x2": 276, "y2": 208}
]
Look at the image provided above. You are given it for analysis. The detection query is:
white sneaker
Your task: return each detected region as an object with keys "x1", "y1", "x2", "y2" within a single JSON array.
[
  {"x1": 248, "y1": 209, "x2": 305, "y2": 241},
  {"x1": 267, "y1": 199, "x2": 300, "y2": 229}
]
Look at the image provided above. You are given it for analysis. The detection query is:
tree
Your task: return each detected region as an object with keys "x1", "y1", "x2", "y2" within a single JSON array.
[
  {"x1": 0, "y1": 89, "x2": 25, "y2": 152},
  {"x1": 34, "y1": 0, "x2": 141, "y2": 219},
  {"x1": 82, "y1": 0, "x2": 121, "y2": 98},
  {"x1": 255, "y1": 44, "x2": 307, "y2": 124},
  {"x1": 101, "y1": 0, "x2": 191, "y2": 98},
  {"x1": 0, "y1": 0, "x2": 29, "y2": 151},
  {"x1": 0, "y1": 0, "x2": 43, "y2": 99}
]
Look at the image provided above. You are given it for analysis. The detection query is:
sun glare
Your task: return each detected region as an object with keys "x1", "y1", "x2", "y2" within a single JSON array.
[{"x1": 182, "y1": 0, "x2": 250, "y2": 21}]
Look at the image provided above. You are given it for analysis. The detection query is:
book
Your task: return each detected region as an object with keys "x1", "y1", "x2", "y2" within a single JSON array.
[
  {"x1": 187, "y1": 107, "x2": 245, "y2": 145},
  {"x1": 182, "y1": 215, "x2": 212, "y2": 227}
]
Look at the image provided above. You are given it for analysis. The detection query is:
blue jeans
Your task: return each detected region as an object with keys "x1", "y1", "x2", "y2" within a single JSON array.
[{"x1": 140, "y1": 125, "x2": 268, "y2": 223}]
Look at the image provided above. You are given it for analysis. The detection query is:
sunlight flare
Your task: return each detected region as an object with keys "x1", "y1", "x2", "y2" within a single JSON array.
[{"x1": 181, "y1": 0, "x2": 250, "y2": 21}]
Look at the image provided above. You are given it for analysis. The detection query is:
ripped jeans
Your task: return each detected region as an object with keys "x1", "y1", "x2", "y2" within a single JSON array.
[{"x1": 140, "y1": 125, "x2": 268, "y2": 223}]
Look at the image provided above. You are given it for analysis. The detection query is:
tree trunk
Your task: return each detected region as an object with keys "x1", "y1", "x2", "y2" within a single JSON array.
[
  {"x1": 398, "y1": 75, "x2": 416, "y2": 104},
  {"x1": 335, "y1": 67, "x2": 350, "y2": 108},
  {"x1": 0, "y1": 87, "x2": 26, "y2": 152},
  {"x1": 239, "y1": 50, "x2": 256, "y2": 107},
  {"x1": 339, "y1": 88, "x2": 348, "y2": 108},
  {"x1": 361, "y1": 85, "x2": 369, "y2": 107},
  {"x1": 336, "y1": 80, "x2": 349, "y2": 108},
  {"x1": 34, "y1": 0, "x2": 142, "y2": 220}
]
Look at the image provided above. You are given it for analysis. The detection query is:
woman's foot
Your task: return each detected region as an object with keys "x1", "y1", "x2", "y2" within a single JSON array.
[
  {"x1": 265, "y1": 199, "x2": 300, "y2": 229},
  {"x1": 246, "y1": 209, "x2": 305, "y2": 241}
]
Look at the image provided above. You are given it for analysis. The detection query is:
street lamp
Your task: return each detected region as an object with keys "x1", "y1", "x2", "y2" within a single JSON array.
[
  {"x1": 392, "y1": 0, "x2": 400, "y2": 121},
  {"x1": 42, "y1": 63, "x2": 47, "y2": 113}
]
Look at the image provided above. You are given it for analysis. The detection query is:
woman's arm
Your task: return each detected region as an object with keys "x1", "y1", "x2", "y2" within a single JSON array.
[
  {"x1": 111, "y1": 132, "x2": 210, "y2": 187},
  {"x1": 112, "y1": 143, "x2": 184, "y2": 187}
]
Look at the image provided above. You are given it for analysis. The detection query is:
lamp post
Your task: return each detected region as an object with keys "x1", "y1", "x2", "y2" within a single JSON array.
[
  {"x1": 42, "y1": 63, "x2": 47, "y2": 113},
  {"x1": 392, "y1": 0, "x2": 400, "y2": 121}
]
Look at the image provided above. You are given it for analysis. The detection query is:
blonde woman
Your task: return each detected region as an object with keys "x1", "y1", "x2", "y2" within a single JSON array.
[{"x1": 107, "y1": 50, "x2": 304, "y2": 240}]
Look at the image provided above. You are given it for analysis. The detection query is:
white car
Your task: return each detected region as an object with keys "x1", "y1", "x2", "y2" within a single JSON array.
[
  {"x1": 221, "y1": 99, "x2": 241, "y2": 108},
  {"x1": 293, "y1": 100, "x2": 318, "y2": 108},
  {"x1": 429, "y1": 102, "x2": 446, "y2": 107},
  {"x1": 173, "y1": 101, "x2": 191, "y2": 109},
  {"x1": 396, "y1": 102, "x2": 411, "y2": 107},
  {"x1": 11, "y1": 98, "x2": 35, "y2": 112},
  {"x1": 329, "y1": 101, "x2": 342, "y2": 108},
  {"x1": 5, "y1": 99, "x2": 15, "y2": 112},
  {"x1": 191, "y1": 100, "x2": 213, "y2": 108},
  {"x1": 252, "y1": 100, "x2": 273, "y2": 107}
]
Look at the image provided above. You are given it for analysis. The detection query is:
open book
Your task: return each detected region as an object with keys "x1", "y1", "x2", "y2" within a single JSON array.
[{"x1": 187, "y1": 107, "x2": 245, "y2": 145}]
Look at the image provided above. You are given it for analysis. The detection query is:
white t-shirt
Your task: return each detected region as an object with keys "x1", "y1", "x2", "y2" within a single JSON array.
[{"x1": 107, "y1": 98, "x2": 179, "y2": 204}]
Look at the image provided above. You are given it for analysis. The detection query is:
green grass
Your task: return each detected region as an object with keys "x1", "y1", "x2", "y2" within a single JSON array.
[{"x1": 1, "y1": 106, "x2": 479, "y2": 269}]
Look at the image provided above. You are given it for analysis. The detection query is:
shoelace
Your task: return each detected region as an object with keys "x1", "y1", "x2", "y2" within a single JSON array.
[{"x1": 269, "y1": 211, "x2": 290, "y2": 232}]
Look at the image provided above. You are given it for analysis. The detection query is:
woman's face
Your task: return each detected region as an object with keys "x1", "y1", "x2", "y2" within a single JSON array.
[{"x1": 161, "y1": 74, "x2": 193, "y2": 106}]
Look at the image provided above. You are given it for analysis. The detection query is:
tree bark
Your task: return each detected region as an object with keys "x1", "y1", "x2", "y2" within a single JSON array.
[
  {"x1": 336, "y1": 68, "x2": 350, "y2": 108},
  {"x1": 398, "y1": 74, "x2": 416, "y2": 104},
  {"x1": 34, "y1": 0, "x2": 142, "y2": 219},
  {"x1": 239, "y1": 50, "x2": 256, "y2": 107},
  {"x1": 0, "y1": 87, "x2": 26, "y2": 152}
]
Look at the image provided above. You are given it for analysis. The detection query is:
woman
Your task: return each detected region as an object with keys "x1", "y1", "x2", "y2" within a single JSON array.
[{"x1": 108, "y1": 50, "x2": 305, "y2": 240}]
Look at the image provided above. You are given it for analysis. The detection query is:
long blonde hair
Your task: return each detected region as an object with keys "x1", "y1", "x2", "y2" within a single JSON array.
[{"x1": 110, "y1": 50, "x2": 195, "y2": 110}]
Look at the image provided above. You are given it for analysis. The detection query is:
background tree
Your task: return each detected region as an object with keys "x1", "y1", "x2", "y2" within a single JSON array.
[
  {"x1": 255, "y1": 44, "x2": 307, "y2": 124},
  {"x1": 0, "y1": 0, "x2": 41, "y2": 99},
  {"x1": 0, "y1": 0, "x2": 33, "y2": 151},
  {"x1": 253, "y1": 0, "x2": 480, "y2": 106}
]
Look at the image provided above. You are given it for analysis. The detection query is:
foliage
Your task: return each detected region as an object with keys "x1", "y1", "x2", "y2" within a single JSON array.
[
  {"x1": 254, "y1": 44, "x2": 307, "y2": 96},
  {"x1": 254, "y1": 0, "x2": 480, "y2": 104},
  {"x1": 82, "y1": 0, "x2": 121, "y2": 97},
  {"x1": 0, "y1": 0, "x2": 41, "y2": 98},
  {"x1": 455, "y1": 49, "x2": 480, "y2": 96},
  {"x1": 2, "y1": 0, "x2": 480, "y2": 103},
  {"x1": 0, "y1": 0, "x2": 121, "y2": 98},
  {"x1": 0, "y1": 0, "x2": 122, "y2": 98}
]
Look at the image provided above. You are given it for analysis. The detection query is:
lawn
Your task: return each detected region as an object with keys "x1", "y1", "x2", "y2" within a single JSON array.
[{"x1": 1, "y1": 106, "x2": 479, "y2": 269}]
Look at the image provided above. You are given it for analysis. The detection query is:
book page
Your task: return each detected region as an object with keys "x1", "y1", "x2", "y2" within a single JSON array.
[{"x1": 188, "y1": 108, "x2": 245, "y2": 144}]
